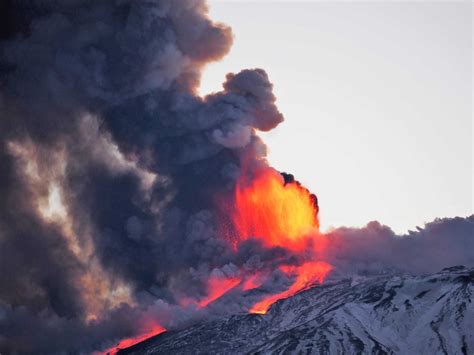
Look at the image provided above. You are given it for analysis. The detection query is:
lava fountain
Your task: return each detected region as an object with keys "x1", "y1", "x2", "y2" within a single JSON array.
[
  {"x1": 233, "y1": 168, "x2": 319, "y2": 250},
  {"x1": 228, "y1": 167, "x2": 333, "y2": 314}
]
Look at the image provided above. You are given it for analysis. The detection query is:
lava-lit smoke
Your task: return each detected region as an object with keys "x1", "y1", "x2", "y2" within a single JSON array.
[{"x1": 0, "y1": 1, "x2": 473, "y2": 353}]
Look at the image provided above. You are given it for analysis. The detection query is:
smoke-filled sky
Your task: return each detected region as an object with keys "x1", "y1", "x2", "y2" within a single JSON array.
[{"x1": 202, "y1": 0, "x2": 473, "y2": 233}]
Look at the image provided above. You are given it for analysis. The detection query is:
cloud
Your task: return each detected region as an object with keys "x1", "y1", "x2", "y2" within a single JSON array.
[{"x1": 322, "y1": 216, "x2": 474, "y2": 275}]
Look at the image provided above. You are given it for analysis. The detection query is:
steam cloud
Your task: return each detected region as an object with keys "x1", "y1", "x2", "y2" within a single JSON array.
[{"x1": 0, "y1": 0, "x2": 472, "y2": 353}]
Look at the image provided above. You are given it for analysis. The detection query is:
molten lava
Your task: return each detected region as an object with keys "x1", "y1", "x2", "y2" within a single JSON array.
[
  {"x1": 198, "y1": 274, "x2": 241, "y2": 308},
  {"x1": 100, "y1": 324, "x2": 166, "y2": 355},
  {"x1": 230, "y1": 168, "x2": 333, "y2": 314},
  {"x1": 250, "y1": 261, "x2": 333, "y2": 314},
  {"x1": 241, "y1": 273, "x2": 265, "y2": 291},
  {"x1": 233, "y1": 169, "x2": 318, "y2": 250}
]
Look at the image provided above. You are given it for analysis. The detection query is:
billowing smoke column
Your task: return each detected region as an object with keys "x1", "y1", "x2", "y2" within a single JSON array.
[
  {"x1": 0, "y1": 0, "x2": 322, "y2": 352},
  {"x1": 1, "y1": 1, "x2": 473, "y2": 353}
]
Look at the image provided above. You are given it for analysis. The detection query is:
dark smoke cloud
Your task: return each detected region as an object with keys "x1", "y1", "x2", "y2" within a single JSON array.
[{"x1": 0, "y1": 0, "x2": 285, "y2": 352}]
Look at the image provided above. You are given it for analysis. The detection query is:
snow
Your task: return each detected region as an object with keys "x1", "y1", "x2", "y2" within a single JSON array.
[{"x1": 120, "y1": 267, "x2": 474, "y2": 354}]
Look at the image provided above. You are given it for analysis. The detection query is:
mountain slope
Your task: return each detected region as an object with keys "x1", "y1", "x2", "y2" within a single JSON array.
[{"x1": 119, "y1": 266, "x2": 474, "y2": 354}]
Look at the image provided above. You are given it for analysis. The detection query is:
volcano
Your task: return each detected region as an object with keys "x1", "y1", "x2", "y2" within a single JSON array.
[{"x1": 114, "y1": 266, "x2": 474, "y2": 354}]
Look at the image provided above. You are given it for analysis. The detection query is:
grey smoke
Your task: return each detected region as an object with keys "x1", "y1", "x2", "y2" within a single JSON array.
[
  {"x1": 323, "y1": 216, "x2": 474, "y2": 275},
  {"x1": 0, "y1": 0, "x2": 285, "y2": 352}
]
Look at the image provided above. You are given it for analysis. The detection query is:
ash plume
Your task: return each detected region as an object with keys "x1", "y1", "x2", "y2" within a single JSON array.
[{"x1": 0, "y1": 0, "x2": 284, "y2": 352}]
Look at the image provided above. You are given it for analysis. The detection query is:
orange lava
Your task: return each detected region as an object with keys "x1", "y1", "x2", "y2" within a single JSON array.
[
  {"x1": 241, "y1": 273, "x2": 265, "y2": 291},
  {"x1": 250, "y1": 261, "x2": 333, "y2": 314},
  {"x1": 198, "y1": 274, "x2": 241, "y2": 308},
  {"x1": 233, "y1": 169, "x2": 318, "y2": 250},
  {"x1": 100, "y1": 324, "x2": 166, "y2": 355}
]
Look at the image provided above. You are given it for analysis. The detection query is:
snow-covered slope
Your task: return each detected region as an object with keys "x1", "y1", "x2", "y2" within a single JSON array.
[{"x1": 120, "y1": 266, "x2": 474, "y2": 354}]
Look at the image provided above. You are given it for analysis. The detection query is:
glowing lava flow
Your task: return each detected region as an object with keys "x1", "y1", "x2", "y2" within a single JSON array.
[
  {"x1": 241, "y1": 273, "x2": 265, "y2": 291},
  {"x1": 100, "y1": 324, "x2": 166, "y2": 355},
  {"x1": 233, "y1": 169, "x2": 318, "y2": 250},
  {"x1": 198, "y1": 274, "x2": 241, "y2": 308},
  {"x1": 250, "y1": 261, "x2": 333, "y2": 314}
]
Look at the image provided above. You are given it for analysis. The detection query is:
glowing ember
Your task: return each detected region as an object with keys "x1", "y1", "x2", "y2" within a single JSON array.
[
  {"x1": 249, "y1": 261, "x2": 333, "y2": 314},
  {"x1": 233, "y1": 169, "x2": 318, "y2": 250},
  {"x1": 100, "y1": 324, "x2": 166, "y2": 355},
  {"x1": 198, "y1": 274, "x2": 241, "y2": 308}
]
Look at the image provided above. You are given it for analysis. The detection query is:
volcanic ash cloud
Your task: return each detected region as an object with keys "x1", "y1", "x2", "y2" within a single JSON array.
[{"x1": 0, "y1": 0, "x2": 287, "y2": 352}]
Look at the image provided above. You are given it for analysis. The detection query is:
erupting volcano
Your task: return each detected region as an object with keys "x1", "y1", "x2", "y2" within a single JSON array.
[
  {"x1": 0, "y1": 0, "x2": 335, "y2": 352},
  {"x1": 1, "y1": 1, "x2": 470, "y2": 354},
  {"x1": 180, "y1": 165, "x2": 332, "y2": 314},
  {"x1": 174, "y1": 165, "x2": 332, "y2": 319}
]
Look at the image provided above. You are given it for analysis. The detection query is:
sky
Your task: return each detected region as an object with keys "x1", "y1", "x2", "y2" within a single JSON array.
[{"x1": 200, "y1": 0, "x2": 473, "y2": 233}]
